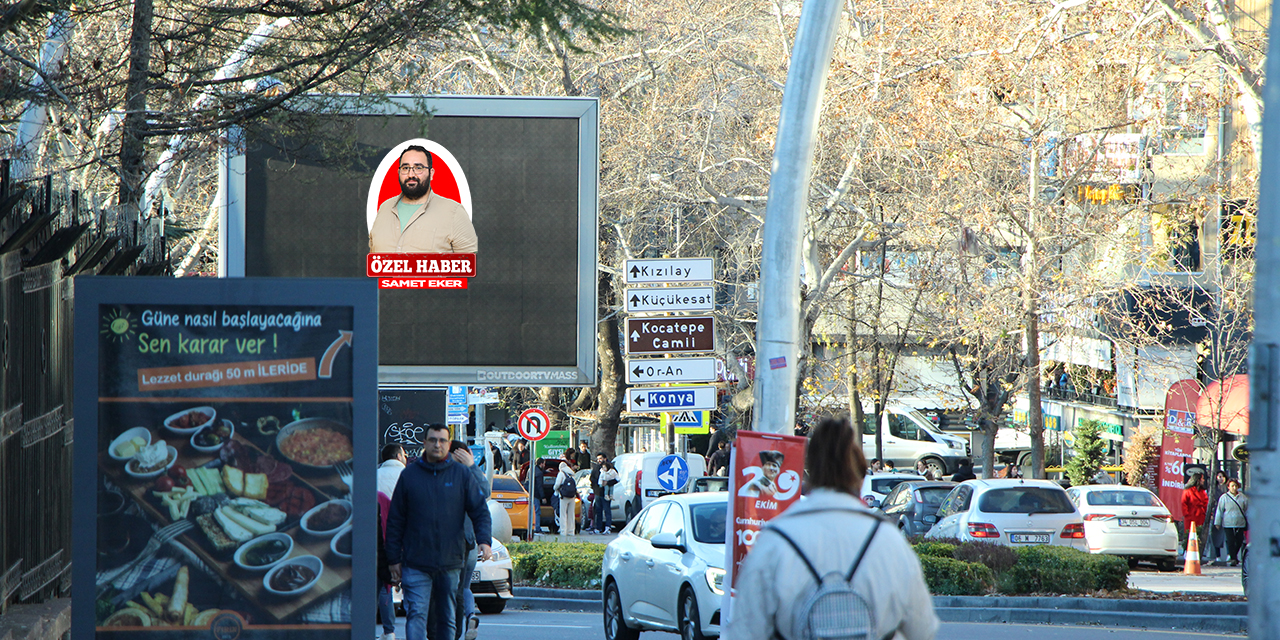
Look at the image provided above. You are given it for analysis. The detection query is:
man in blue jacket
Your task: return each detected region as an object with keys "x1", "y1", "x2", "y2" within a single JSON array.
[{"x1": 387, "y1": 424, "x2": 492, "y2": 640}]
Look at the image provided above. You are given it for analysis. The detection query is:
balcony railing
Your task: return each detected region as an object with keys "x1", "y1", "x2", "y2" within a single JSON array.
[{"x1": 1043, "y1": 385, "x2": 1119, "y2": 408}]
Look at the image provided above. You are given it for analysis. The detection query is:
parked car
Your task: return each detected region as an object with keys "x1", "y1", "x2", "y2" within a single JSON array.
[
  {"x1": 925, "y1": 479, "x2": 1086, "y2": 549},
  {"x1": 860, "y1": 472, "x2": 926, "y2": 508},
  {"x1": 1064, "y1": 485, "x2": 1179, "y2": 571},
  {"x1": 602, "y1": 492, "x2": 726, "y2": 640},
  {"x1": 861, "y1": 405, "x2": 970, "y2": 477},
  {"x1": 394, "y1": 537, "x2": 514, "y2": 614},
  {"x1": 611, "y1": 452, "x2": 707, "y2": 529},
  {"x1": 879, "y1": 480, "x2": 957, "y2": 536}
]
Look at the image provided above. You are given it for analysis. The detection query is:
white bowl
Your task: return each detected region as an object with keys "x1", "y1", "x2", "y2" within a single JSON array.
[
  {"x1": 329, "y1": 525, "x2": 352, "y2": 560},
  {"x1": 124, "y1": 445, "x2": 178, "y2": 479},
  {"x1": 300, "y1": 499, "x2": 352, "y2": 536},
  {"x1": 233, "y1": 533, "x2": 294, "y2": 571},
  {"x1": 190, "y1": 419, "x2": 235, "y2": 453},
  {"x1": 262, "y1": 555, "x2": 323, "y2": 596},
  {"x1": 108, "y1": 427, "x2": 152, "y2": 462},
  {"x1": 164, "y1": 406, "x2": 216, "y2": 435}
]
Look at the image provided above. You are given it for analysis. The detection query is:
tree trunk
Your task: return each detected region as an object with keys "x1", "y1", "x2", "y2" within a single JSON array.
[
  {"x1": 981, "y1": 416, "x2": 998, "y2": 479},
  {"x1": 591, "y1": 272, "x2": 625, "y2": 458},
  {"x1": 119, "y1": 0, "x2": 153, "y2": 242},
  {"x1": 1025, "y1": 143, "x2": 1046, "y2": 479}
]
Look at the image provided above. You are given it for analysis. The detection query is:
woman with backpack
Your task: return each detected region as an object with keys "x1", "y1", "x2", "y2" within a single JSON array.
[
  {"x1": 724, "y1": 416, "x2": 938, "y2": 640},
  {"x1": 556, "y1": 453, "x2": 579, "y2": 536},
  {"x1": 1213, "y1": 478, "x2": 1249, "y2": 566}
]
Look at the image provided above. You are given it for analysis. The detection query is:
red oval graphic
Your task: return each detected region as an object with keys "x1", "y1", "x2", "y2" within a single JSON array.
[{"x1": 378, "y1": 152, "x2": 461, "y2": 207}]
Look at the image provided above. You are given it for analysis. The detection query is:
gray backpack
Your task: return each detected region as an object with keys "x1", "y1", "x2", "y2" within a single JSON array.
[{"x1": 767, "y1": 511, "x2": 883, "y2": 640}]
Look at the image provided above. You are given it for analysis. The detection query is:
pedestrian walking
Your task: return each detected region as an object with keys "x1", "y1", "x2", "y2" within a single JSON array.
[
  {"x1": 870, "y1": 458, "x2": 883, "y2": 473},
  {"x1": 709, "y1": 440, "x2": 731, "y2": 476},
  {"x1": 430, "y1": 441, "x2": 489, "y2": 640},
  {"x1": 883, "y1": 460, "x2": 897, "y2": 473},
  {"x1": 595, "y1": 457, "x2": 619, "y2": 533},
  {"x1": 950, "y1": 458, "x2": 976, "y2": 483},
  {"x1": 723, "y1": 416, "x2": 939, "y2": 640},
  {"x1": 1204, "y1": 470, "x2": 1229, "y2": 564},
  {"x1": 513, "y1": 439, "x2": 530, "y2": 470},
  {"x1": 1213, "y1": 478, "x2": 1249, "y2": 566},
  {"x1": 555, "y1": 453, "x2": 579, "y2": 536},
  {"x1": 385, "y1": 425, "x2": 492, "y2": 640},
  {"x1": 914, "y1": 459, "x2": 938, "y2": 481},
  {"x1": 1182, "y1": 471, "x2": 1209, "y2": 555},
  {"x1": 377, "y1": 444, "x2": 408, "y2": 640},
  {"x1": 575, "y1": 440, "x2": 592, "y2": 470}
]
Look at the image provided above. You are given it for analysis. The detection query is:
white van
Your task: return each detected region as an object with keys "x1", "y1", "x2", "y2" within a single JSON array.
[
  {"x1": 862, "y1": 405, "x2": 969, "y2": 477},
  {"x1": 610, "y1": 452, "x2": 707, "y2": 527}
]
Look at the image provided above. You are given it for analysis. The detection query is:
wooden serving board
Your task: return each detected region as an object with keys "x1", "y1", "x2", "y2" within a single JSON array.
[{"x1": 99, "y1": 431, "x2": 352, "y2": 623}]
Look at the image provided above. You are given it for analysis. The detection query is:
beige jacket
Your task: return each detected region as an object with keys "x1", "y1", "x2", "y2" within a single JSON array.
[
  {"x1": 369, "y1": 192, "x2": 478, "y2": 254},
  {"x1": 723, "y1": 489, "x2": 939, "y2": 640}
]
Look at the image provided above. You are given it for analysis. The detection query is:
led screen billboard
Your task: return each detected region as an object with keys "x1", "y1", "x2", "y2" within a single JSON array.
[{"x1": 225, "y1": 96, "x2": 598, "y2": 386}]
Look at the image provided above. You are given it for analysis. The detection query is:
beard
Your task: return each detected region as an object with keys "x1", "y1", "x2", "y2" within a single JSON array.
[{"x1": 400, "y1": 175, "x2": 430, "y2": 200}]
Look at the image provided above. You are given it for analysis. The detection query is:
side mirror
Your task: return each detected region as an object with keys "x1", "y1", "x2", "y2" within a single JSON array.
[
  {"x1": 864, "y1": 496, "x2": 880, "y2": 509},
  {"x1": 651, "y1": 532, "x2": 686, "y2": 551}
]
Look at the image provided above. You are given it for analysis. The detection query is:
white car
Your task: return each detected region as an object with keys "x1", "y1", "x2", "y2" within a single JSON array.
[
  {"x1": 394, "y1": 537, "x2": 514, "y2": 615},
  {"x1": 926, "y1": 479, "x2": 1086, "y2": 550},
  {"x1": 1064, "y1": 485, "x2": 1179, "y2": 571},
  {"x1": 860, "y1": 473, "x2": 926, "y2": 508},
  {"x1": 603, "y1": 492, "x2": 726, "y2": 640}
]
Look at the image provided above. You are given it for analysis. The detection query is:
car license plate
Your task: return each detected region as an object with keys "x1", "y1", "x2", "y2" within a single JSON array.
[
  {"x1": 645, "y1": 489, "x2": 664, "y2": 497},
  {"x1": 1010, "y1": 533, "x2": 1050, "y2": 544},
  {"x1": 472, "y1": 570, "x2": 481, "y2": 582},
  {"x1": 501, "y1": 502, "x2": 513, "y2": 509},
  {"x1": 1119, "y1": 518, "x2": 1148, "y2": 527}
]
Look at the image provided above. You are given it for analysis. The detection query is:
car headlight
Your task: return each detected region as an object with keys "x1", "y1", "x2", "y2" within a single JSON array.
[
  {"x1": 484, "y1": 542, "x2": 510, "y2": 561},
  {"x1": 705, "y1": 567, "x2": 725, "y2": 596},
  {"x1": 948, "y1": 440, "x2": 964, "y2": 450}
]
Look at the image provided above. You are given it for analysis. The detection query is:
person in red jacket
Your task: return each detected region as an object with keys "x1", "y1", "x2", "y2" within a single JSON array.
[{"x1": 1181, "y1": 471, "x2": 1209, "y2": 548}]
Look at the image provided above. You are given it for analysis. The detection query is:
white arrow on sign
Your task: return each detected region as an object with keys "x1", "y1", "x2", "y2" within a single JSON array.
[
  {"x1": 626, "y1": 357, "x2": 717, "y2": 385},
  {"x1": 627, "y1": 385, "x2": 717, "y2": 412},
  {"x1": 659, "y1": 458, "x2": 684, "y2": 488},
  {"x1": 625, "y1": 286, "x2": 716, "y2": 313}
]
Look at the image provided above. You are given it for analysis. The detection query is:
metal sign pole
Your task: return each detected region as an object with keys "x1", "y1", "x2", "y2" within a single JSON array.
[
  {"x1": 1248, "y1": 2, "x2": 1280, "y2": 632},
  {"x1": 750, "y1": 0, "x2": 843, "y2": 435}
]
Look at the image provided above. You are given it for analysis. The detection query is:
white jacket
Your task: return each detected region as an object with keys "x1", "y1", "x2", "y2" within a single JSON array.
[
  {"x1": 377, "y1": 459, "x2": 406, "y2": 499},
  {"x1": 723, "y1": 488, "x2": 939, "y2": 640}
]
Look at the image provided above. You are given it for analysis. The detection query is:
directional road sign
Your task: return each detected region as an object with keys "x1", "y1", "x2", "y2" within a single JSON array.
[
  {"x1": 656, "y1": 455, "x2": 691, "y2": 492},
  {"x1": 661, "y1": 410, "x2": 710, "y2": 435},
  {"x1": 627, "y1": 385, "x2": 717, "y2": 413},
  {"x1": 517, "y1": 408, "x2": 551, "y2": 441},
  {"x1": 625, "y1": 286, "x2": 716, "y2": 314},
  {"x1": 625, "y1": 317, "x2": 715, "y2": 355},
  {"x1": 626, "y1": 357, "x2": 718, "y2": 385},
  {"x1": 624, "y1": 258, "x2": 714, "y2": 284}
]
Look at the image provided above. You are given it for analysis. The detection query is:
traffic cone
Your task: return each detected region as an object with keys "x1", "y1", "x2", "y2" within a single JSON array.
[{"x1": 1184, "y1": 528, "x2": 1202, "y2": 575}]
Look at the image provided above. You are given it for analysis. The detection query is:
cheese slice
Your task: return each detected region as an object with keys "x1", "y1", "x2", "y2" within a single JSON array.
[
  {"x1": 243, "y1": 473, "x2": 268, "y2": 500},
  {"x1": 213, "y1": 507, "x2": 253, "y2": 542},
  {"x1": 222, "y1": 466, "x2": 245, "y2": 496},
  {"x1": 220, "y1": 506, "x2": 275, "y2": 536}
]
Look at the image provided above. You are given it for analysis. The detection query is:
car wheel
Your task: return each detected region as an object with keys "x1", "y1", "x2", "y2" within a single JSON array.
[
  {"x1": 1128, "y1": 558, "x2": 1140, "y2": 569},
  {"x1": 923, "y1": 457, "x2": 946, "y2": 478},
  {"x1": 624, "y1": 502, "x2": 635, "y2": 524},
  {"x1": 1158, "y1": 559, "x2": 1177, "y2": 572},
  {"x1": 679, "y1": 587, "x2": 708, "y2": 640},
  {"x1": 477, "y1": 598, "x2": 507, "y2": 614},
  {"x1": 604, "y1": 581, "x2": 640, "y2": 640}
]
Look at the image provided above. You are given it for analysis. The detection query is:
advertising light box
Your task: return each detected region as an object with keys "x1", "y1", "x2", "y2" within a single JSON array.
[{"x1": 226, "y1": 96, "x2": 599, "y2": 386}]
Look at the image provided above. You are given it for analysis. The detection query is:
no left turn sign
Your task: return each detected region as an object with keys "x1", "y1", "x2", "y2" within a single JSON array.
[{"x1": 517, "y1": 408, "x2": 551, "y2": 441}]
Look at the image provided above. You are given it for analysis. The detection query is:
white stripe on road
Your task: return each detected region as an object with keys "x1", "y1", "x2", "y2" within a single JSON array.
[{"x1": 483, "y1": 623, "x2": 592, "y2": 629}]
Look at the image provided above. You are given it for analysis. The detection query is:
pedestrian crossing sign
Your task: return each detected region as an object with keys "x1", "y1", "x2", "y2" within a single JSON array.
[{"x1": 662, "y1": 410, "x2": 709, "y2": 434}]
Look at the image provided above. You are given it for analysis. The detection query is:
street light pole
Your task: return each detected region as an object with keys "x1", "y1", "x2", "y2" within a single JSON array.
[
  {"x1": 751, "y1": 0, "x2": 843, "y2": 435},
  {"x1": 1247, "y1": 2, "x2": 1280, "y2": 634}
]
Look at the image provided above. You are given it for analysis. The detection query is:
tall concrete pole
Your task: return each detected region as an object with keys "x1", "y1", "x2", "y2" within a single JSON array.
[
  {"x1": 1248, "y1": 2, "x2": 1280, "y2": 634},
  {"x1": 751, "y1": 0, "x2": 843, "y2": 435}
]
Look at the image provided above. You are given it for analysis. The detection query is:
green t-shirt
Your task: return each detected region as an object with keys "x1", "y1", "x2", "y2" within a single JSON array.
[{"x1": 396, "y1": 200, "x2": 421, "y2": 232}]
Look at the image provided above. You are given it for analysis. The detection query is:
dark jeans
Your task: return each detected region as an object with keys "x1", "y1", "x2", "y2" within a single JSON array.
[
  {"x1": 593, "y1": 494, "x2": 611, "y2": 532},
  {"x1": 378, "y1": 580, "x2": 396, "y2": 634},
  {"x1": 1225, "y1": 527, "x2": 1247, "y2": 562},
  {"x1": 403, "y1": 566, "x2": 460, "y2": 640},
  {"x1": 429, "y1": 547, "x2": 477, "y2": 639}
]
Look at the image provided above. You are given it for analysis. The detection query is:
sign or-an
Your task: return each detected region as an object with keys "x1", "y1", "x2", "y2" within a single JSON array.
[
  {"x1": 626, "y1": 357, "x2": 717, "y2": 385},
  {"x1": 625, "y1": 317, "x2": 715, "y2": 355}
]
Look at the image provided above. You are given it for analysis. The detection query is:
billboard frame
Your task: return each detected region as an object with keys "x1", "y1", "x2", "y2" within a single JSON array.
[{"x1": 222, "y1": 95, "x2": 600, "y2": 387}]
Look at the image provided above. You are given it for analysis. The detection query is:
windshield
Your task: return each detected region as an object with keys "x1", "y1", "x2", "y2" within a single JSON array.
[
  {"x1": 978, "y1": 487, "x2": 1075, "y2": 514},
  {"x1": 1086, "y1": 490, "x2": 1163, "y2": 507},
  {"x1": 689, "y1": 503, "x2": 727, "y2": 544},
  {"x1": 918, "y1": 487, "x2": 952, "y2": 505},
  {"x1": 492, "y1": 476, "x2": 524, "y2": 493},
  {"x1": 871, "y1": 477, "x2": 912, "y2": 495}
]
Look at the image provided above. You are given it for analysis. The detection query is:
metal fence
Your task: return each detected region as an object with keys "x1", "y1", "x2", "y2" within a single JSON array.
[{"x1": 0, "y1": 161, "x2": 163, "y2": 612}]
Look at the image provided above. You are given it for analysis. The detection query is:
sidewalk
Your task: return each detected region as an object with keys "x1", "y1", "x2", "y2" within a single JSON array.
[{"x1": 1128, "y1": 565, "x2": 1245, "y2": 596}]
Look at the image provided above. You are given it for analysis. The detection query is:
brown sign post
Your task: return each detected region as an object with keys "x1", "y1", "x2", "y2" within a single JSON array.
[{"x1": 625, "y1": 317, "x2": 716, "y2": 354}]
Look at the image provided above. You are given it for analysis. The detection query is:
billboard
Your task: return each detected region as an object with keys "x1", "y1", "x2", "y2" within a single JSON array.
[
  {"x1": 73, "y1": 276, "x2": 378, "y2": 639},
  {"x1": 225, "y1": 96, "x2": 599, "y2": 386}
]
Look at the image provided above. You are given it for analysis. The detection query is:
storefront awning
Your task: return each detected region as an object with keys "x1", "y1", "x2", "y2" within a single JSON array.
[{"x1": 1196, "y1": 374, "x2": 1248, "y2": 435}]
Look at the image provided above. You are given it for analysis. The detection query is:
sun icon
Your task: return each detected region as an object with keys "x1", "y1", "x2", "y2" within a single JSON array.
[{"x1": 101, "y1": 308, "x2": 136, "y2": 343}]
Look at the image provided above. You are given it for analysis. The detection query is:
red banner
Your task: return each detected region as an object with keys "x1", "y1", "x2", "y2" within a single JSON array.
[
  {"x1": 367, "y1": 253, "x2": 476, "y2": 277},
  {"x1": 724, "y1": 430, "x2": 807, "y2": 597},
  {"x1": 1160, "y1": 380, "x2": 1200, "y2": 520}
]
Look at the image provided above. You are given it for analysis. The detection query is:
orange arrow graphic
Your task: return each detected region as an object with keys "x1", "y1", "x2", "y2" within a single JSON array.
[{"x1": 318, "y1": 331, "x2": 353, "y2": 379}]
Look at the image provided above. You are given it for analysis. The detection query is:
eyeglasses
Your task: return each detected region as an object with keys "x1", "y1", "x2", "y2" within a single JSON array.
[{"x1": 399, "y1": 164, "x2": 430, "y2": 175}]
